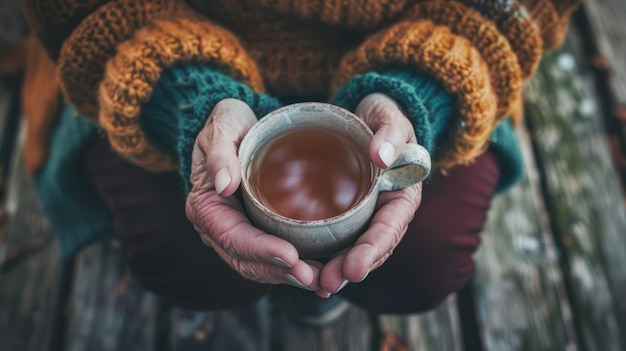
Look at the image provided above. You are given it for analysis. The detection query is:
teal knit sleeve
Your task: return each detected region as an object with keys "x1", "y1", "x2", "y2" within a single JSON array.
[
  {"x1": 140, "y1": 65, "x2": 282, "y2": 193},
  {"x1": 333, "y1": 69, "x2": 523, "y2": 193},
  {"x1": 35, "y1": 105, "x2": 112, "y2": 260},
  {"x1": 334, "y1": 69, "x2": 455, "y2": 156}
]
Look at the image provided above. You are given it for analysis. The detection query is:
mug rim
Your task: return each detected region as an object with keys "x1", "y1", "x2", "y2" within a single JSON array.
[{"x1": 238, "y1": 102, "x2": 383, "y2": 227}]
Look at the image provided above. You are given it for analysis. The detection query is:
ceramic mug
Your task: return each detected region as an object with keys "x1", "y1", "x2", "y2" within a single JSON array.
[{"x1": 238, "y1": 103, "x2": 431, "y2": 259}]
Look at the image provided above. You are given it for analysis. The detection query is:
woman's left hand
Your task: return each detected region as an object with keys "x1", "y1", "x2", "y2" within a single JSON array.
[{"x1": 316, "y1": 93, "x2": 424, "y2": 297}]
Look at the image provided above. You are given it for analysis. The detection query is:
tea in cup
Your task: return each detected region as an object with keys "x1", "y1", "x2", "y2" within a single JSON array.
[{"x1": 238, "y1": 103, "x2": 430, "y2": 259}]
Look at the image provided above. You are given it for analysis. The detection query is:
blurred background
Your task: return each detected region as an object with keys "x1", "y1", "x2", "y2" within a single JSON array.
[{"x1": 0, "y1": 1, "x2": 625, "y2": 350}]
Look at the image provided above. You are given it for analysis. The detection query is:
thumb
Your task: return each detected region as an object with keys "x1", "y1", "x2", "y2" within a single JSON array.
[
  {"x1": 196, "y1": 99, "x2": 258, "y2": 197},
  {"x1": 355, "y1": 93, "x2": 417, "y2": 169}
]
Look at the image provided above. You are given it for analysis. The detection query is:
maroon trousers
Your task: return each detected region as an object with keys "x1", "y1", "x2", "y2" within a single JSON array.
[{"x1": 83, "y1": 136, "x2": 500, "y2": 314}]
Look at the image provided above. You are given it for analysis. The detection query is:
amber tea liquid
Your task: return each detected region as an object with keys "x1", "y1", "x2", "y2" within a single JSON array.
[{"x1": 248, "y1": 126, "x2": 373, "y2": 221}]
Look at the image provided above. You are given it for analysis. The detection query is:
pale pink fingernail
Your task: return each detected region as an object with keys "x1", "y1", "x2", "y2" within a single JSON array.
[
  {"x1": 214, "y1": 168, "x2": 231, "y2": 195},
  {"x1": 360, "y1": 270, "x2": 370, "y2": 282},
  {"x1": 318, "y1": 291, "x2": 331, "y2": 299},
  {"x1": 378, "y1": 141, "x2": 394, "y2": 167},
  {"x1": 334, "y1": 279, "x2": 349, "y2": 294}
]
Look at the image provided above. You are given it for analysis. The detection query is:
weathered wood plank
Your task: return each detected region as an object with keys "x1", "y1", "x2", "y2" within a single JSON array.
[
  {"x1": 272, "y1": 303, "x2": 370, "y2": 351},
  {"x1": 171, "y1": 296, "x2": 370, "y2": 351},
  {"x1": 583, "y1": 1, "x2": 626, "y2": 107},
  {"x1": 0, "y1": 122, "x2": 63, "y2": 351},
  {"x1": 379, "y1": 295, "x2": 462, "y2": 351},
  {"x1": 524, "y1": 35, "x2": 626, "y2": 350},
  {"x1": 170, "y1": 288, "x2": 461, "y2": 351},
  {"x1": 65, "y1": 240, "x2": 158, "y2": 351},
  {"x1": 472, "y1": 125, "x2": 577, "y2": 351},
  {"x1": 0, "y1": 83, "x2": 21, "y2": 204},
  {"x1": 170, "y1": 299, "x2": 270, "y2": 351},
  {"x1": 576, "y1": 3, "x2": 626, "y2": 194}
]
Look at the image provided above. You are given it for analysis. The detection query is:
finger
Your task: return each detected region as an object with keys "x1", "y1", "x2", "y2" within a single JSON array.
[
  {"x1": 287, "y1": 260, "x2": 322, "y2": 291},
  {"x1": 197, "y1": 99, "x2": 258, "y2": 196},
  {"x1": 355, "y1": 93, "x2": 417, "y2": 168},
  {"x1": 210, "y1": 240, "x2": 320, "y2": 290},
  {"x1": 199, "y1": 208, "x2": 302, "y2": 267},
  {"x1": 188, "y1": 141, "x2": 211, "y2": 192},
  {"x1": 341, "y1": 186, "x2": 421, "y2": 282},
  {"x1": 303, "y1": 259, "x2": 324, "y2": 270},
  {"x1": 187, "y1": 192, "x2": 302, "y2": 269},
  {"x1": 318, "y1": 253, "x2": 348, "y2": 295},
  {"x1": 189, "y1": 192, "x2": 320, "y2": 288}
]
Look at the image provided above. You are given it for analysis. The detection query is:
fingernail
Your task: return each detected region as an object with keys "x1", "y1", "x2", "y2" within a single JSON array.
[
  {"x1": 318, "y1": 291, "x2": 331, "y2": 299},
  {"x1": 334, "y1": 279, "x2": 349, "y2": 294},
  {"x1": 284, "y1": 273, "x2": 313, "y2": 291},
  {"x1": 378, "y1": 141, "x2": 394, "y2": 167},
  {"x1": 214, "y1": 168, "x2": 231, "y2": 195},
  {"x1": 270, "y1": 257, "x2": 292, "y2": 269},
  {"x1": 360, "y1": 270, "x2": 370, "y2": 282}
]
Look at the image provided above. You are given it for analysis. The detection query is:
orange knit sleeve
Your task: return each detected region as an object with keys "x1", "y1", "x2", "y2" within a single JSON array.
[
  {"x1": 333, "y1": 0, "x2": 580, "y2": 169},
  {"x1": 23, "y1": 0, "x2": 264, "y2": 171},
  {"x1": 98, "y1": 17, "x2": 265, "y2": 171}
]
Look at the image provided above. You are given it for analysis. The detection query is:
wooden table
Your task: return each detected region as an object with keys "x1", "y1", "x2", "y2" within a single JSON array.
[{"x1": 1, "y1": 4, "x2": 625, "y2": 351}]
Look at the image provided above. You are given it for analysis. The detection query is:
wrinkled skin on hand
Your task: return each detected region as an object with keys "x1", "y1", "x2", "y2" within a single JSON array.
[
  {"x1": 186, "y1": 94, "x2": 423, "y2": 297},
  {"x1": 316, "y1": 93, "x2": 423, "y2": 297},
  {"x1": 186, "y1": 99, "x2": 321, "y2": 291}
]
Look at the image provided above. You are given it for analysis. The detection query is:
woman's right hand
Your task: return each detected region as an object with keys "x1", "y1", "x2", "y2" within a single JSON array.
[{"x1": 185, "y1": 99, "x2": 321, "y2": 290}]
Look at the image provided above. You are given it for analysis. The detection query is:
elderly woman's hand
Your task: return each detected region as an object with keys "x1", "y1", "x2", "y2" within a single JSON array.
[
  {"x1": 185, "y1": 98, "x2": 321, "y2": 290},
  {"x1": 317, "y1": 93, "x2": 424, "y2": 298}
]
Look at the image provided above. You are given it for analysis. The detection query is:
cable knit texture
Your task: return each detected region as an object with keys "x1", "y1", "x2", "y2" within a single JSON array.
[
  {"x1": 403, "y1": 2, "x2": 523, "y2": 121},
  {"x1": 334, "y1": 19, "x2": 498, "y2": 168},
  {"x1": 22, "y1": 0, "x2": 579, "y2": 171},
  {"x1": 141, "y1": 65, "x2": 282, "y2": 192},
  {"x1": 99, "y1": 18, "x2": 265, "y2": 171},
  {"x1": 56, "y1": 0, "x2": 201, "y2": 118},
  {"x1": 22, "y1": 0, "x2": 578, "y2": 258},
  {"x1": 334, "y1": 70, "x2": 455, "y2": 157}
]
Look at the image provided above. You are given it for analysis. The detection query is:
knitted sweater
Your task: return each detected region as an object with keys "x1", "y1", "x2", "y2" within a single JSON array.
[
  {"x1": 140, "y1": 65, "x2": 522, "y2": 194},
  {"x1": 22, "y1": 0, "x2": 580, "y2": 172},
  {"x1": 39, "y1": 64, "x2": 520, "y2": 260},
  {"x1": 23, "y1": 0, "x2": 579, "y2": 258}
]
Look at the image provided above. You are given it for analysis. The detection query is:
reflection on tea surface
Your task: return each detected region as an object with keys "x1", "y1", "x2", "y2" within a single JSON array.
[{"x1": 248, "y1": 126, "x2": 373, "y2": 221}]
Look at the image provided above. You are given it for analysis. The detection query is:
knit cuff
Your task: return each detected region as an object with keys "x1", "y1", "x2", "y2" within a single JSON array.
[
  {"x1": 334, "y1": 17, "x2": 497, "y2": 168},
  {"x1": 333, "y1": 70, "x2": 455, "y2": 162},
  {"x1": 140, "y1": 65, "x2": 282, "y2": 193},
  {"x1": 98, "y1": 17, "x2": 265, "y2": 172},
  {"x1": 333, "y1": 0, "x2": 580, "y2": 169}
]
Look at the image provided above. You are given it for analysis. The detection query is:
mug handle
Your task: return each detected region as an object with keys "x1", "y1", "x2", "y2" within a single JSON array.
[{"x1": 379, "y1": 143, "x2": 431, "y2": 192}]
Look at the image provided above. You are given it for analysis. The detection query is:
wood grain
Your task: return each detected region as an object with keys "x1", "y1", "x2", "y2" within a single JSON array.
[
  {"x1": 0, "y1": 124, "x2": 62, "y2": 351},
  {"x1": 583, "y1": 1, "x2": 626, "y2": 106},
  {"x1": 524, "y1": 35, "x2": 626, "y2": 350},
  {"x1": 65, "y1": 240, "x2": 159, "y2": 351},
  {"x1": 272, "y1": 303, "x2": 370, "y2": 351},
  {"x1": 472, "y1": 125, "x2": 577, "y2": 351},
  {"x1": 170, "y1": 299, "x2": 270, "y2": 351},
  {"x1": 379, "y1": 295, "x2": 463, "y2": 351}
]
